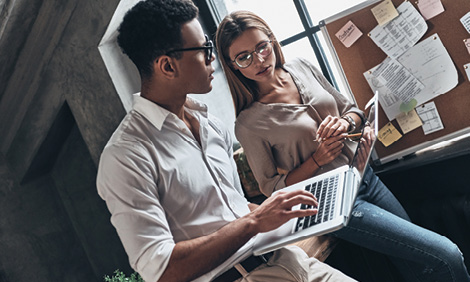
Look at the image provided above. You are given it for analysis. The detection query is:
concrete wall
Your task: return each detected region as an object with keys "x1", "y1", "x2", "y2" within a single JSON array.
[
  {"x1": 0, "y1": 0, "x2": 236, "y2": 280},
  {"x1": 0, "y1": 0, "x2": 133, "y2": 280}
]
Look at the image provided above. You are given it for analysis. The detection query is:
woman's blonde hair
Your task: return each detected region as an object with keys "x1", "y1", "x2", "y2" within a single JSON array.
[{"x1": 215, "y1": 11, "x2": 285, "y2": 116}]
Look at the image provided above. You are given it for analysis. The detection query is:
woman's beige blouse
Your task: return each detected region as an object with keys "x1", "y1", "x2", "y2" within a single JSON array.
[{"x1": 235, "y1": 57, "x2": 365, "y2": 196}]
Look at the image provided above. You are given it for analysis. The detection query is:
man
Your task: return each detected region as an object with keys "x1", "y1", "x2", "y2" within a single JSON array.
[{"x1": 96, "y1": 0, "x2": 355, "y2": 281}]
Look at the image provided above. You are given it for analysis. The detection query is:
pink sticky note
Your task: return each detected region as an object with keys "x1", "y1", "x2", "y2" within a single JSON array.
[
  {"x1": 335, "y1": 20, "x2": 363, "y2": 48},
  {"x1": 417, "y1": 0, "x2": 445, "y2": 20},
  {"x1": 465, "y1": 39, "x2": 470, "y2": 55}
]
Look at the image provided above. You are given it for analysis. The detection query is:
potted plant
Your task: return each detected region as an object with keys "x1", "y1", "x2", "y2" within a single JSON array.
[{"x1": 104, "y1": 269, "x2": 144, "y2": 282}]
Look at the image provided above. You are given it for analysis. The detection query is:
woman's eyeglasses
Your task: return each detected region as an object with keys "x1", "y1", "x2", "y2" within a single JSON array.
[
  {"x1": 166, "y1": 35, "x2": 213, "y2": 61},
  {"x1": 232, "y1": 40, "x2": 273, "y2": 68}
]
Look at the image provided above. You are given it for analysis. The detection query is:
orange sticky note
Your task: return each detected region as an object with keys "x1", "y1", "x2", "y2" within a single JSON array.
[
  {"x1": 416, "y1": 0, "x2": 445, "y2": 20},
  {"x1": 378, "y1": 122, "x2": 402, "y2": 147},
  {"x1": 335, "y1": 20, "x2": 363, "y2": 48}
]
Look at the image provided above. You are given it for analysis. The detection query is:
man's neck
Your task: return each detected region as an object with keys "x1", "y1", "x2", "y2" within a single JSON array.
[{"x1": 141, "y1": 80, "x2": 187, "y2": 119}]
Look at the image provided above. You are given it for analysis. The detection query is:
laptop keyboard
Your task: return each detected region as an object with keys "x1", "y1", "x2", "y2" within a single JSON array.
[{"x1": 294, "y1": 175, "x2": 339, "y2": 232}]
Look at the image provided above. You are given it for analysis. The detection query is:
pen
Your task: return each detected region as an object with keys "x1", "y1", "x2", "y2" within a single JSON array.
[{"x1": 313, "y1": 132, "x2": 362, "y2": 142}]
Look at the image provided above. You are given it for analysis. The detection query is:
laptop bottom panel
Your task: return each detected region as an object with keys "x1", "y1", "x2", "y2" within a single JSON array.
[{"x1": 253, "y1": 216, "x2": 346, "y2": 256}]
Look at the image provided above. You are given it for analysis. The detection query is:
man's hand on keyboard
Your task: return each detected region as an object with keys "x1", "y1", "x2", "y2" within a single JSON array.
[{"x1": 248, "y1": 190, "x2": 318, "y2": 234}]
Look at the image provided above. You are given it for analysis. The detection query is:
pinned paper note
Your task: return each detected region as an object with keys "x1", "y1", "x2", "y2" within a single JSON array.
[
  {"x1": 373, "y1": 57, "x2": 424, "y2": 104},
  {"x1": 364, "y1": 34, "x2": 457, "y2": 121},
  {"x1": 369, "y1": 1, "x2": 427, "y2": 59},
  {"x1": 416, "y1": 101, "x2": 444, "y2": 135},
  {"x1": 336, "y1": 20, "x2": 363, "y2": 48},
  {"x1": 464, "y1": 63, "x2": 470, "y2": 82},
  {"x1": 465, "y1": 39, "x2": 470, "y2": 55},
  {"x1": 461, "y1": 12, "x2": 470, "y2": 34},
  {"x1": 371, "y1": 0, "x2": 399, "y2": 26},
  {"x1": 416, "y1": 0, "x2": 445, "y2": 20},
  {"x1": 378, "y1": 122, "x2": 402, "y2": 147},
  {"x1": 396, "y1": 109, "x2": 423, "y2": 134}
]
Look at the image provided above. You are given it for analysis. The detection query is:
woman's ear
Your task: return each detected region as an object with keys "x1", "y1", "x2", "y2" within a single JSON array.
[{"x1": 155, "y1": 56, "x2": 176, "y2": 79}]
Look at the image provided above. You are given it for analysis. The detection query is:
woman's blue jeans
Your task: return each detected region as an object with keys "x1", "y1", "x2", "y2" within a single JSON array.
[{"x1": 331, "y1": 166, "x2": 470, "y2": 281}]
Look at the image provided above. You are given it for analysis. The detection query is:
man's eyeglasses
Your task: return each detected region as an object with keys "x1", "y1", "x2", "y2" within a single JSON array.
[
  {"x1": 232, "y1": 40, "x2": 273, "y2": 68},
  {"x1": 166, "y1": 35, "x2": 213, "y2": 61}
]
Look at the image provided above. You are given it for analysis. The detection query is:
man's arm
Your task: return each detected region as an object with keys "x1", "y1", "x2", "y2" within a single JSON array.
[{"x1": 158, "y1": 189, "x2": 318, "y2": 282}]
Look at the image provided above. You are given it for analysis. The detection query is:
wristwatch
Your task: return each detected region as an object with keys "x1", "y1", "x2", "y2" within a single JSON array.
[{"x1": 341, "y1": 115, "x2": 356, "y2": 133}]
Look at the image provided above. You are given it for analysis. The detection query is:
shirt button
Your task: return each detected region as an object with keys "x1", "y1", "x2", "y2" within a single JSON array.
[{"x1": 218, "y1": 177, "x2": 222, "y2": 182}]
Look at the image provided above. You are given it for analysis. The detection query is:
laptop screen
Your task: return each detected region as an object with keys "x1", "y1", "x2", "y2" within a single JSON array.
[{"x1": 350, "y1": 92, "x2": 379, "y2": 178}]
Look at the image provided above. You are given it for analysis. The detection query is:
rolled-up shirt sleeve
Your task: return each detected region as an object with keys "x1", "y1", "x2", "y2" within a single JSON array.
[{"x1": 97, "y1": 141, "x2": 173, "y2": 282}]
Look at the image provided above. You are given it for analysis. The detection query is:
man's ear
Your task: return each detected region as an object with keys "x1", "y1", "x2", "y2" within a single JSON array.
[{"x1": 155, "y1": 56, "x2": 177, "y2": 79}]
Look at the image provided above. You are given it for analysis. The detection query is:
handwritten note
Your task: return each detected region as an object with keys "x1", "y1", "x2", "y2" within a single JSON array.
[
  {"x1": 396, "y1": 109, "x2": 423, "y2": 134},
  {"x1": 335, "y1": 20, "x2": 363, "y2": 48},
  {"x1": 465, "y1": 39, "x2": 470, "y2": 55},
  {"x1": 369, "y1": 1, "x2": 427, "y2": 59},
  {"x1": 371, "y1": 0, "x2": 399, "y2": 26},
  {"x1": 461, "y1": 12, "x2": 470, "y2": 34},
  {"x1": 416, "y1": 0, "x2": 445, "y2": 20},
  {"x1": 378, "y1": 122, "x2": 402, "y2": 147},
  {"x1": 416, "y1": 101, "x2": 444, "y2": 135},
  {"x1": 465, "y1": 63, "x2": 470, "y2": 82}
]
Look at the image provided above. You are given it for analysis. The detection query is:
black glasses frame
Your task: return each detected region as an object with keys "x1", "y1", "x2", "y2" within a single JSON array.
[
  {"x1": 232, "y1": 40, "x2": 273, "y2": 69},
  {"x1": 166, "y1": 35, "x2": 213, "y2": 61}
]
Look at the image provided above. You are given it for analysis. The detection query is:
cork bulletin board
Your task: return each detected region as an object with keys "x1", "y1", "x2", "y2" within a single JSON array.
[{"x1": 319, "y1": 0, "x2": 470, "y2": 164}]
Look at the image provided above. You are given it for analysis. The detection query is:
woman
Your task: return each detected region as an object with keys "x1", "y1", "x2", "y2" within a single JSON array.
[{"x1": 215, "y1": 10, "x2": 470, "y2": 282}]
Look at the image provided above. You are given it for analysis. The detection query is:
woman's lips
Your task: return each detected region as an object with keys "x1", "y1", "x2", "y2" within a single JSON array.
[{"x1": 256, "y1": 65, "x2": 271, "y2": 76}]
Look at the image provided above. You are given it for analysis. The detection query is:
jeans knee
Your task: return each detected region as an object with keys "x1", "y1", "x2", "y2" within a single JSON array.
[{"x1": 439, "y1": 238, "x2": 465, "y2": 265}]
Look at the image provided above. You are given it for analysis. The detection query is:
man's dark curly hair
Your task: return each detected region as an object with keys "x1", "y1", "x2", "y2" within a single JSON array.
[{"x1": 117, "y1": 0, "x2": 199, "y2": 79}]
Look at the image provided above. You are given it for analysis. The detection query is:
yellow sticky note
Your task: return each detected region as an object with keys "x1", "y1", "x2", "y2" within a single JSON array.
[
  {"x1": 371, "y1": 0, "x2": 399, "y2": 26},
  {"x1": 378, "y1": 122, "x2": 402, "y2": 147},
  {"x1": 396, "y1": 109, "x2": 423, "y2": 134}
]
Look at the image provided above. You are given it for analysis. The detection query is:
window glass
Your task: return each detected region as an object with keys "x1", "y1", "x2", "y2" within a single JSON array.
[
  {"x1": 281, "y1": 38, "x2": 319, "y2": 70},
  {"x1": 220, "y1": 0, "x2": 304, "y2": 42},
  {"x1": 305, "y1": 0, "x2": 368, "y2": 24},
  {"x1": 316, "y1": 33, "x2": 353, "y2": 100}
]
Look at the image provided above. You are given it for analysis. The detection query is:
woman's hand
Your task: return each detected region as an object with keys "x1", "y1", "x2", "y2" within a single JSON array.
[
  {"x1": 316, "y1": 115, "x2": 350, "y2": 141},
  {"x1": 312, "y1": 134, "x2": 346, "y2": 167},
  {"x1": 361, "y1": 123, "x2": 375, "y2": 147},
  {"x1": 354, "y1": 125, "x2": 375, "y2": 171}
]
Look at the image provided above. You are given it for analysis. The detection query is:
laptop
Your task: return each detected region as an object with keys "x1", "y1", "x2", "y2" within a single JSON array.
[{"x1": 252, "y1": 93, "x2": 379, "y2": 256}]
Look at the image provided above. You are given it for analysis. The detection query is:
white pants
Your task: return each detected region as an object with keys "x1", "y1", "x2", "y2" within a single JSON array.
[{"x1": 235, "y1": 246, "x2": 356, "y2": 282}]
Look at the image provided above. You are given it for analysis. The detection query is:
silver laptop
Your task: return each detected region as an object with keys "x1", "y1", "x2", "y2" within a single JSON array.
[{"x1": 252, "y1": 93, "x2": 379, "y2": 256}]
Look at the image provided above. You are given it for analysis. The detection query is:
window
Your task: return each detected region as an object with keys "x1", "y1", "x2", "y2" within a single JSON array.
[{"x1": 206, "y1": 0, "x2": 368, "y2": 97}]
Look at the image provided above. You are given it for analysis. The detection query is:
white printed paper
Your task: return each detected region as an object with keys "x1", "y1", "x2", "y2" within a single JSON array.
[
  {"x1": 416, "y1": 101, "x2": 444, "y2": 135},
  {"x1": 369, "y1": 1, "x2": 427, "y2": 59},
  {"x1": 373, "y1": 57, "x2": 425, "y2": 104},
  {"x1": 364, "y1": 34, "x2": 457, "y2": 121},
  {"x1": 461, "y1": 12, "x2": 470, "y2": 34}
]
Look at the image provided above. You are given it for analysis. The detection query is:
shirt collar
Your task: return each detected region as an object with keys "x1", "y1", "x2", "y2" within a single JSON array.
[{"x1": 132, "y1": 93, "x2": 208, "y2": 130}]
